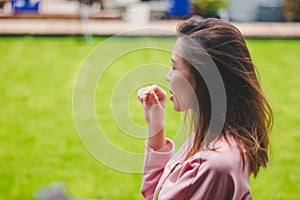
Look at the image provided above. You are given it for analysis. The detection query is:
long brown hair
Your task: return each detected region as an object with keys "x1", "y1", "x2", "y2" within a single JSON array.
[{"x1": 177, "y1": 17, "x2": 273, "y2": 177}]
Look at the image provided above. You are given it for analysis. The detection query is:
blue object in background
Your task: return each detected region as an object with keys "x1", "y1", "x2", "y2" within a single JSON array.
[
  {"x1": 167, "y1": 0, "x2": 190, "y2": 17},
  {"x1": 11, "y1": 0, "x2": 40, "y2": 13}
]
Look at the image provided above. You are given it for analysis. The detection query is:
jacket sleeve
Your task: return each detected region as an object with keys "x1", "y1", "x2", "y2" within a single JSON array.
[
  {"x1": 158, "y1": 155, "x2": 235, "y2": 200},
  {"x1": 140, "y1": 139, "x2": 175, "y2": 200}
]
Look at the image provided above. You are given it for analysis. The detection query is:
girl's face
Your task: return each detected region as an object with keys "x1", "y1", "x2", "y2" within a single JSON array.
[{"x1": 165, "y1": 53, "x2": 196, "y2": 112}]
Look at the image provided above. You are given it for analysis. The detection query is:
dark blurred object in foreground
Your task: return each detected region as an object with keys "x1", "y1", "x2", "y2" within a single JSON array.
[{"x1": 35, "y1": 185, "x2": 67, "y2": 200}]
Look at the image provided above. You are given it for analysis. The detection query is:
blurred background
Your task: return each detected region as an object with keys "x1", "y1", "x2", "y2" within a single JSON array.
[
  {"x1": 0, "y1": 0, "x2": 300, "y2": 200},
  {"x1": 0, "y1": 0, "x2": 299, "y2": 22}
]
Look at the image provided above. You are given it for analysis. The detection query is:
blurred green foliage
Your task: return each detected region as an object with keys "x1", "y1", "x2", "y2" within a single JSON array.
[{"x1": 191, "y1": 0, "x2": 228, "y2": 17}]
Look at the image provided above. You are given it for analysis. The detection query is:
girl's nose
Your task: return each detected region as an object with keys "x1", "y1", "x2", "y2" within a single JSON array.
[{"x1": 165, "y1": 69, "x2": 172, "y2": 82}]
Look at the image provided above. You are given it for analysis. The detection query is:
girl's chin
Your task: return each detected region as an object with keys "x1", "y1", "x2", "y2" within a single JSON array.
[
  {"x1": 172, "y1": 101, "x2": 183, "y2": 112},
  {"x1": 172, "y1": 99, "x2": 190, "y2": 112},
  {"x1": 172, "y1": 105, "x2": 180, "y2": 112}
]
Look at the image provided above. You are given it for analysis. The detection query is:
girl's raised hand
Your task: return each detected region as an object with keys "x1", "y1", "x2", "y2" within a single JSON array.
[
  {"x1": 138, "y1": 85, "x2": 168, "y2": 151},
  {"x1": 137, "y1": 84, "x2": 167, "y2": 126}
]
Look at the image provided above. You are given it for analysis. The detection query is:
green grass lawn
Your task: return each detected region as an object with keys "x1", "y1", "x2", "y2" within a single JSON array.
[{"x1": 0, "y1": 36, "x2": 299, "y2": 200}]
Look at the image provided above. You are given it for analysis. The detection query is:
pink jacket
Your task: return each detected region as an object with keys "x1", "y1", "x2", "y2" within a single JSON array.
[{"x1": 141, "y1": 133, "x2": 252, "y2": 200}]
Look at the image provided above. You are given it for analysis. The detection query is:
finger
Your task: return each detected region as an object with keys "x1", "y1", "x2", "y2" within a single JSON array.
[
  {"x1": 143, "y1": 87, "x2": 152, "y2": 95},
  {"x1": 138, "y1": 84, "x2": 162, "y2": 105},
  {"x1": 147, "y1": 85, "x2": 167, "y2": 107},
  {"x1": 153, "y1": 85, "x2": 167, "y2": 99},
  {"x1": 138, "y1": 88, "x2": 146, "y2": 97},
  {"x1": 144, "y1": 85, "x2": 161, "y2": 95},
  {"x1": 146, "y1": 84, "x2": 166, "y2": 99},
  {"x1": 137, "y1": 89, "x2": 144, "y2": 104},
  {"x1": 145, "y1": 92, "x2": 152, "y2": 106},
  {"x1": 138, "y1": 89, "x2": 149, "y2": 106},
  {"x1": 150, "y1": 91, "x2": 160, "y2": 105},
  {"x1": 142, "y1": 95, "x2": 148, "y2": 106},
  {"x1": 140, "y1": 93, "x2": 151, "y2": 106}
]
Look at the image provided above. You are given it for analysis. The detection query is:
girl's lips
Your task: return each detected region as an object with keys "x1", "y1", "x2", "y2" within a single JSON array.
[
  {"x1": 170, "y1": 95, "x2": 174, "y2": 101},
  {"x1": 169, "y1": 89, "x2": 174, "y2": 101}
]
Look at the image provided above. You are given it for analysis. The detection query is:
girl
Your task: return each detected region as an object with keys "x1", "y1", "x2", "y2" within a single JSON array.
[{"x1": 138, "y1": 17, "x2": 273, "y2": 200}]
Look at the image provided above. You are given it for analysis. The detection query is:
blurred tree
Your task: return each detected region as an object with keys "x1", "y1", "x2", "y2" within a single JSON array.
[
  {"x1": 191, "y1": 0, "x2": 228, "y2": 18},
  {"x1": 0, "y1": 0, "x2": 7, "y2": 10},
  {"x1": 283, "y1": 0, "x2": 300, "y2": 21}
]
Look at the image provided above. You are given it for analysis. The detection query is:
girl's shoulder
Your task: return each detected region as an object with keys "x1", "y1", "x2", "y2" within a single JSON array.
[
  {"x1": 159, "y1": 135, "x2": 251, "y2": 200},
  {"x1": 187, "y1": 135, "x2": 246, "y2": 175}
]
